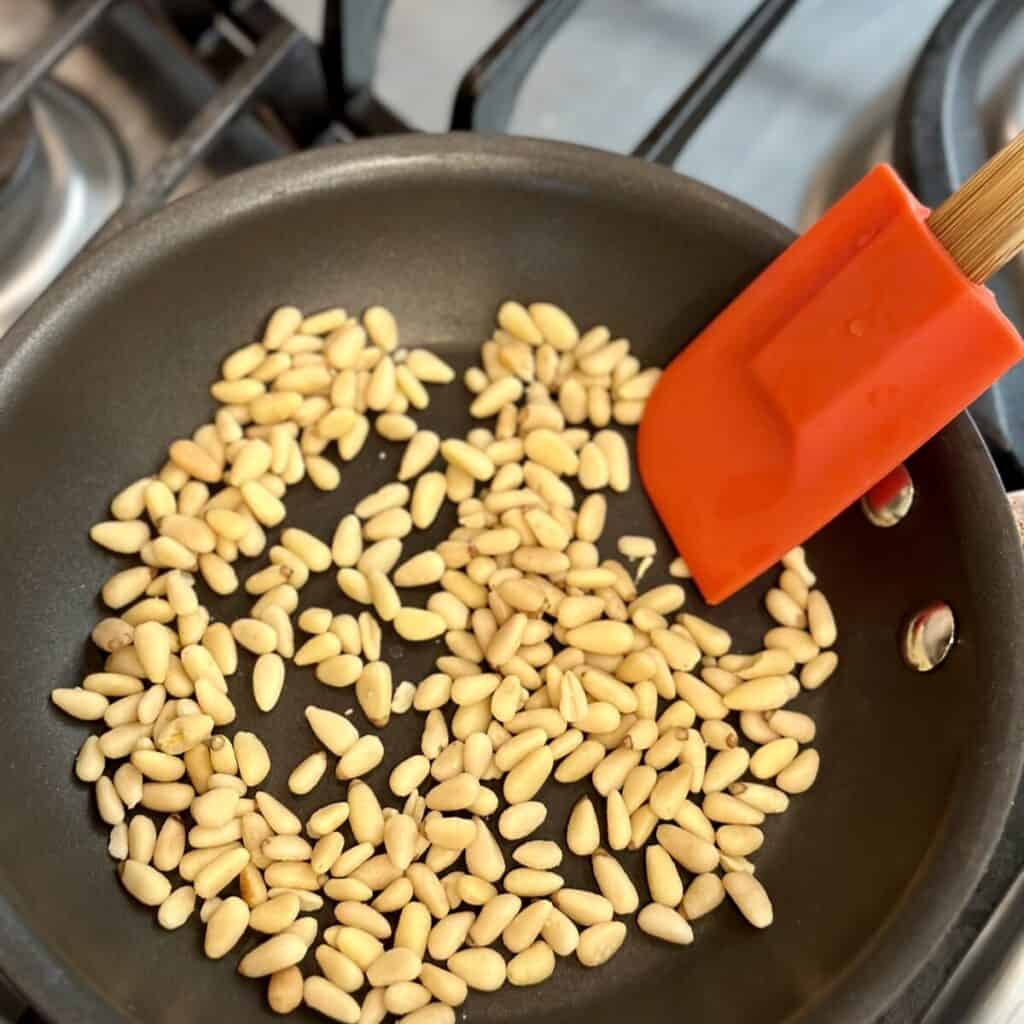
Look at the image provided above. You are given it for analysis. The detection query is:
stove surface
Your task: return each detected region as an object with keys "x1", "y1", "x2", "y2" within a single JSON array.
[{"x1": 3, "y1": 2, "x2": 1024, "y2": 1021}]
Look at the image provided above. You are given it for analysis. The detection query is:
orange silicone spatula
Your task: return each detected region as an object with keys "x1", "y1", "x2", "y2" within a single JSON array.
[{"x1": 638, "y1": 131, "x2": 1024, "y2": 605}]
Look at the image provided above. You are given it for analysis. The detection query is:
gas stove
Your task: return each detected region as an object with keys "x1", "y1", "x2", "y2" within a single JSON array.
[{"x1": 1, "y1": 1, "x2": 1023, "y2": 1021}]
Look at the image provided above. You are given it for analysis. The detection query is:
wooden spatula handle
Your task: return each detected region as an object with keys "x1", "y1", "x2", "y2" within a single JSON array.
[{"x1": 928, "y1": 130, "x2": 1024, "y2": 283}]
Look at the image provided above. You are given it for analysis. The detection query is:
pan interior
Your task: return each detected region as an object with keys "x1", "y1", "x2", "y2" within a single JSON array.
[{"x1": 0, "y1": 137, "x2": 1021, "y2": 1024}]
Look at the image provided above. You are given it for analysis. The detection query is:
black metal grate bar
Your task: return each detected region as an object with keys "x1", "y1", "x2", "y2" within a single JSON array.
[
  {"x1": 632, "y1": 0, "x2": 799, "y2": 165},
  {"x1": 450, "y1": 0, "x2": 581, "y2": 133},
  {"x1": 94, "y1": 18, "x2": 301, "y2": 246},
  {"x1": 0, "y1": 0, "x2": 120, "y2": 123},
  {"x1": 320, "y1": 0, "x2": 408, "y2": 135}
]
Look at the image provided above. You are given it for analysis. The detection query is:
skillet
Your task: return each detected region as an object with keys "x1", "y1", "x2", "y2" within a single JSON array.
[{"x1": 1, "y1": 135, "x2": 1022, "y2": 1023}]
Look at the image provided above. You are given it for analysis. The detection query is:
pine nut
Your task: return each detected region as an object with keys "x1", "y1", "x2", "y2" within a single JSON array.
[
  {"x1": 231, "y1": 618, "x2": 277, "y2": 655},
  {"x1": 338, "y1": 736, "x2": 385, "y2": 780},
  {"x1": 205, "y1": 896, "x2": 250, "y2": 958},
  {"x1": 194, "y1": 845, "x2": 250, "y2": 899},
  {"x1": 447, "y1": 948, "x2": 507, "y2": 992},
  {"x1": 776, "y1": 748, "x2": 820, "y2": 793},
  {"x1": 341, "y1": 781, "x2": 383, "y2": 849},
  {"x1": 507, "y1": 941, "x2": 555, "y2": 987},
  {"x1": 422, "y1": 813, "x2": 477, "y2": 853},
  {"x1": 498, "y1": 802, "x2": 546, "y2": 841},
  {"x1": 76, "y1": 735, "x2": 106, "y2": 782},
  {"x1": 717, "y1": 824, "x2": 764, "y2": 857},
  {"x1": 657, "y1": 824, "x2": 719, "y2": 873},
  {"x1": 703, "y1": 747, "x2": 751, "y2": 794},
  {"x1": 235, "y1": 732, "x2": 271, "y2": 786},
  {"x1": 565, "y1": 621, "x2": 633, "y2": 655},
  {"x1": 702, "y1": 792, "x2": 765, "y2": 826},
  {"x1": 302, "y1": 976, "x2": 360, "y2": 1022},
  {"x1": 737, "y1": 649, "x2": 795, "y2": 679},
  {"x1": 502, "y1": 899, "x2": 552, "y2": 954},
  {"x1": 593, "y1": 431, "x2": 629, "y2": 492},
  {"x1": 440, "y1": 439, "x2": 494, "y2": 481},
  {"x1": 749, "y1": 738, "x2": 799, "y2": 780},
  {"x1": 394, "y1": 900, "x2": 432, "y2": 958},
  {"x1": 289, "y1": 751, "x2": 328, "y2": 794},
  {"x1": 801, "y1": 650, "x2": 838, "y2": 689},
  {"x1": 592, "y1": 849, "x2": 638, "y2": 914},
  {"x1": 51, "y1": 688, "x2": 108, "y2": 721},
  {"x1": 472, "y1": 377, "x2": 524, "y2": 419},
  {"x1": 249, "y1": 892, "x2": 301, "y2": 934},
  {"x1": 540, "y1": 905, "x2": 579, "y2": 957},
  {"x1": 119, "y1": 860, "x2": 171, "y2": 906},
  {"x1": 411, "y1": 472, "x2": 447, "y2": 529},
  {"x1": 126, "y1": 814, "x2": 155, "y2": 861},
  {"x1": 806, "y1": 590, "x2": 837, "y2": 647},
  {"x1": 512, "y1": 840, "x2": 562, "y2": 871},
  {"x1": 267, "y1": 966, "x2": 304, "y2": 1014},
  {"x1": 723, "y1": 872, "x2": 773, "y2": 928},
  {"x1": 427, "y1": 912, "x2": 474, "y2": 963},
  {"x1": 384, "y1": 982, "x2": 432, "y2": 1017},
  {"x1": 191, "y1": 787, "x2": 239, "y2": 828},
  {"x1": 91, "y1": 520, "x2": 151, "y2": 554},
  {"x1": 140, "y1": 781, "x2": 195, "y2": 813},
  {"x1": 503, "y1": 746, "x2": 553, "y2": 804},
  {"x1": 399, "y1": 431, "x2": 441, "y2": 481},
  {"x1": 108, "y1": 823, "x2": 128, "y2": 860},
  {"x1": 637, "y1": 903, "x2": 693, "y2": 945},
  {"x1": 498, "y1": 301, "x2": 544, "y2": 345},
  {"x1": 157, "y1": 884, "x2": 196, "y2": 930},
  {"x1": 394, "y1": 608, "x2": 447, "y2": 642},
  {"x1": 604, "y1": 787, "x2": 631, "y2": 850},
  {"x1": 317, "y1": 654, "x2": 364, "y2": 688},
  {"x1": 576, "y1": 921, "x2": 626, "y2": 967},
  {"x1": 469, "y1": 892, "x2": 522, "y2": 947},
  {"x1": 406, "y1": 864, "x2": 448, "y2": 919},
  {"x1": 723, "y1": 675, "x2": 796, "y2": 712},
  {"x1": 765, "y1": 588, "x2": 807, "y2": 629}
]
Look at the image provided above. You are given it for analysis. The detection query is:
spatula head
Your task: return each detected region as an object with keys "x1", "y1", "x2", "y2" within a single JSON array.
[{"x1": 638, "y1": 164, "x2": 1024, "y2": 604}]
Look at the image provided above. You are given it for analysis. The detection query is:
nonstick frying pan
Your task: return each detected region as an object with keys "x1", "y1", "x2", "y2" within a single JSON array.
[{"x1": 1, "y1": 135, "x2": 1023, "y2": 1024}]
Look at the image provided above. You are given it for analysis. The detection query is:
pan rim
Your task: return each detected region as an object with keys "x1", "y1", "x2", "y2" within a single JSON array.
[{"x1": 1, "y1": 133, "x2": 1022, "y2": 1024}]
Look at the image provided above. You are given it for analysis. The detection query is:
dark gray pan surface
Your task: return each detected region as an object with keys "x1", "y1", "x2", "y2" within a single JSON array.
[{"x1": 0, "y1": 136, "x2": 1022, "y2": 1023}]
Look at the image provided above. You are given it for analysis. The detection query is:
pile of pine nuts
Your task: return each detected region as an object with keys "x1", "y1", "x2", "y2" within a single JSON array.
[{"x1": 56, "y1": 300, "x2": 837, "y2": 1023}]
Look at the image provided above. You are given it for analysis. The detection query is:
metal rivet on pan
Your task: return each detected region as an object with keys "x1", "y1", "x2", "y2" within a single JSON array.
[
  {"x1": 902, "y1": 601, "x2": 955, "y2": 671},
  {"x1": 861, "y1": 464, "x2": 914, "y2": 527}
]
